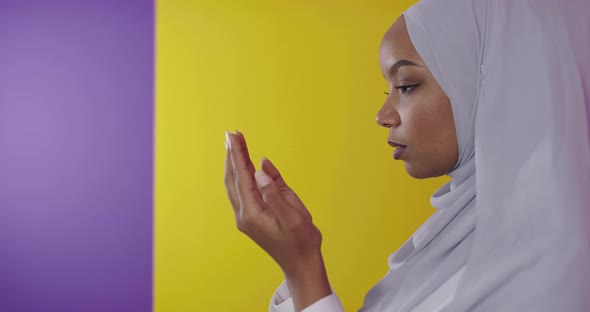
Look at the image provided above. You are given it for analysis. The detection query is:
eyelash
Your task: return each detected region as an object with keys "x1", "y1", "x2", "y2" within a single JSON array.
[{"x1": 384, "y1": 84, "x2": 419, "y2": 96}]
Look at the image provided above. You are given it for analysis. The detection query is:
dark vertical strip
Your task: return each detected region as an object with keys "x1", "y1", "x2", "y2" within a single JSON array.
[{"x1": 0, "y1": 1, "x2": 155, "y2": 311}]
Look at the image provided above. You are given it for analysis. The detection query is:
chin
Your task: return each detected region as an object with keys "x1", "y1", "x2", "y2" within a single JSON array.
[{"x1": 404, "y1": 162, "x2": 441, "y2": 179}]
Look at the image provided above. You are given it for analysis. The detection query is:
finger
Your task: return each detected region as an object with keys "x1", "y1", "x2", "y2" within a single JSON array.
[
  {"x1": 260, "y1": 157, "x2": 290, "y2": 191},
  {"x1": 254, "y1": 169, "x2": 301, "y2": 226},
  {"x1": 260, "y1": 157, "x2": 312, "y2": 221},
  {"x1": 228, "y1": 132, "x2": 264, "y2": 214},
  {"x1": 235, "y1": 130, "x2": 256, "y2": 177},
  {"x1": 224, "y1": 133, "x2": 239, "y2": 214},
  {"x1": 235, "y1": 130, "x2": 263, "y2": 205}
]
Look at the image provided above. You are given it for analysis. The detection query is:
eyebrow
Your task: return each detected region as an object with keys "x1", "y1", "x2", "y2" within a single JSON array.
[{"x1": 388, "y1": 60, "x2": 421, "y2": 77}]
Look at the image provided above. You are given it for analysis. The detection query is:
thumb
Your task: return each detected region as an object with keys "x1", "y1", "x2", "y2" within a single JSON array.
[{"x1": 255, "y1": 170, "x2": 299, "y2": 224}]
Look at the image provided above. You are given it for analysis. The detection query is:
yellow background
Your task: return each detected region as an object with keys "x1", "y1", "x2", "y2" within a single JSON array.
[{"x1": 154, "y1": 0, "x2": 449, "y2": 310}]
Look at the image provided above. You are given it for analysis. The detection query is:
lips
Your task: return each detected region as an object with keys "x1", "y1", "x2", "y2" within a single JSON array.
[
  {"x1": 388, "y1": 141, "x2": 407, "y2": 148},
  {"x1": 393, "y1": 146, "x2": 407, "y2": 159},
  {"x1": 388, "y1": 140, "x2": 408, "y2": 160}
]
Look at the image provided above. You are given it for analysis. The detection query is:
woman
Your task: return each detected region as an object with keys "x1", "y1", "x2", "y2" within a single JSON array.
[{"x1": 224, "y1": 0, "x2": 590, "y2": 311}]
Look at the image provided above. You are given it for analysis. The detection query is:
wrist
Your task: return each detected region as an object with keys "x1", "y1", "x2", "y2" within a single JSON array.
[
  {"x1": 283, "y1": 252, "x2": 332, "y2": 312},
  {"x1": 282, "y1": 250, "x2": 326, "y2": 281}
]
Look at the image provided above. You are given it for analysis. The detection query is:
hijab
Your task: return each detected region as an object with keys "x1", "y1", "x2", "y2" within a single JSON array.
[{"x1": 359, "y1": 0, "x2": 590, "y2": 311}]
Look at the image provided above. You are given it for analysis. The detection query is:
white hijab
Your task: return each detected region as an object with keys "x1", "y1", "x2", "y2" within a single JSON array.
[{"x1": 360, "y1": 0, "x2": 590, "y2": 311}]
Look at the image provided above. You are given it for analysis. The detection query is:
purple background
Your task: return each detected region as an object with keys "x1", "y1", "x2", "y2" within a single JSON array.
[{"x1": 0, "y1": 1, "x2": 154, "y2": 311}]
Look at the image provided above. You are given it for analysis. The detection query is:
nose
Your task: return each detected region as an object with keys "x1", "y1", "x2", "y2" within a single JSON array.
[{"x1": 375, "y1": 100, "x2": 400, "y2": 128}]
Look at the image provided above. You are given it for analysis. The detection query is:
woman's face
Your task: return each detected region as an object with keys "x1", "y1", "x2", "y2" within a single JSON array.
[{"x1": 377, "y1": 16, "x2": 459, "y2": 179}]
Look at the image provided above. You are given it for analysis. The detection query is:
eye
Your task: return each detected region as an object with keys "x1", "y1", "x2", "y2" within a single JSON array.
[{"x1": 395, "y1": 84, "x2": 419, "y2": 94}]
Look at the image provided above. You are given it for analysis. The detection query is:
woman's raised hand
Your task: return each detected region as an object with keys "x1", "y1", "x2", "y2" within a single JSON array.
[
  {"x1": 224, "y1": 131, "x2": 332, "y2": 311},
  {"x1": 224, "y1": 130, "x2": 321, "y2": 274}
]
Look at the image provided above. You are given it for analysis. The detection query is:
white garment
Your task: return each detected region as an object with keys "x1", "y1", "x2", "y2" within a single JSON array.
[
  {"x1": 268, "y1": 281, "x2": 343, "y2": 312},
  {"x1": 409, "y1": 265, "x2": 466, "y2": 312},
  {"x1": 269, "y1": 265, "x2": 466, "y2": 312}
]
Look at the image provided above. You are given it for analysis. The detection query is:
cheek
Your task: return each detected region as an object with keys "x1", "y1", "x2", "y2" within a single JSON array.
[
  {"x1": 406, "y1": 97, "x2": 443, "y2": 145},
  {"x1": 406, "y1": 93, "x2": 457, "y2": 176},
  {"x1": 421, "y1": 92, "x2": 455, "y2": 141},
  {"x1": 428, "y1": 97, "x2": 459, "y2": 170}
]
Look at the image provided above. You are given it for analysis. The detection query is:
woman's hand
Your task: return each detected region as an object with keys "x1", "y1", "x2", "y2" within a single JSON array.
[{"x1": 224, "y1": 130, "x2": 332, "y2": 311}]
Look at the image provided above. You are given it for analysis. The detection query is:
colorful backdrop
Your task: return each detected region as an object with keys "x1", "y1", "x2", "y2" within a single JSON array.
[{"x1": 1, "y1": 0, "x2": 449, "y2": 311}]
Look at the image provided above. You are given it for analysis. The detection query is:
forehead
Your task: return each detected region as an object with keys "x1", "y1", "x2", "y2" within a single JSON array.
[{"x1": 379, "y1": 16, "x2": 420, "y2": 66}]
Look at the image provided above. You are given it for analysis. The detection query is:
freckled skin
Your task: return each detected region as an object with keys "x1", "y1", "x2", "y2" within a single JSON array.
[{"x1": 376, "y1": 16, "x2": 459, "y2": 179}]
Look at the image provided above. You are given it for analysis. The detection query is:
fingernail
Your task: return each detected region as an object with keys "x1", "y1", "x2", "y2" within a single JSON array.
[
  {"x1": 255, "y1": 170, "x2": 271, "y2": 187},
  {"x1": 225, "y1": 131, "x2": 231, "y2": 149}
]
